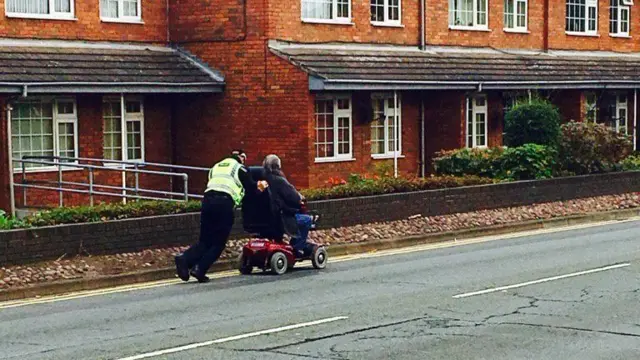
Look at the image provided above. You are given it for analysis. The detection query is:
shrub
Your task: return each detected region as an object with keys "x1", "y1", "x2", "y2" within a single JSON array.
[
  {"x1": 0, "y1": 210, "x2": 25, "y2": 230},
  {"x1": 301, "y1": 175, "x2": 495, "y2": 201},
  {"x1": 497, "y1": 144, "x2": 558, "y2": 180},
  {"x1": 21, "y1": 200, "x2": 202, "y2": 228},
  {"x1": 504, "y1": 100, "x2": 562, "y2": 147},
  {"x1": 620, "y1": 154, "x2": 640, "y2": 171},
  {"x1": 432, "y1": 147, "x2": 505, "y2": 178},
  {"x1": 558, "y1": 121, "x2": 633, "y2": 175}
]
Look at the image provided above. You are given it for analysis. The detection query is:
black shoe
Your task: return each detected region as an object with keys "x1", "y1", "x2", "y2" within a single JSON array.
[
  {"x1": 174, "y1": 255, "x2": 190, "y2": 282},
  {"x1": 190, "y1": 267, "x2": 210, "y2": 283}
]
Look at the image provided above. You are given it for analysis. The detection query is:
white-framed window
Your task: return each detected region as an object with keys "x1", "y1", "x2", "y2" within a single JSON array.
[
  {"x1": 449, "y1": 0, "x2": 488, "y2": 29},
  {"x1": 504, "y1": 0, "x2": 527, "y2": 31},
  {"x1": 302, "y1": 0, "x2": 351, "y2": 23},
  {"x1": 102, "y1": 96, "x2": 145, "y2": 163},
  {"x1": 371, "y1": 0, "x2": 401, "y2": 25},
  {"x1": 614, "y1": 94, "x2": 628, "y2": 134},
  {"x1": 5, "y1": 0, "x2": 74, "y2": 19},
  {"x1": 10, "y1": 98, "x2": 78, "y2": 170},
  {"x1": 609, "y1": 0, "x2": 631, "y2": 36},
  {"x1": 466, "y1": 94, "x2": 488, "y2": 148},
  {"x1": 566, "y1": 0, "x2": 598, "y2": 35},
  {"x1": 100, "y1": 0, "x2": 141, "y2": 22},
  {"x1": 371, "y1": 94, "x2": 402, "y2": 158},
  {"x1": 314, "y1": 95, "x2": 353, "y2": 162}
]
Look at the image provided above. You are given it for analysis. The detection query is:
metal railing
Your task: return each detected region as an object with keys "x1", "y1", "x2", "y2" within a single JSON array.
[{"x1": 12, "y1": 156, "x2": 210, "y2": 211}]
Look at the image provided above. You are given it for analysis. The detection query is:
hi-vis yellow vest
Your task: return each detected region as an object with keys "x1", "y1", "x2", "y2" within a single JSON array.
[{"x1": 205, "y1": 158, "x2": 244, "y2": 206}]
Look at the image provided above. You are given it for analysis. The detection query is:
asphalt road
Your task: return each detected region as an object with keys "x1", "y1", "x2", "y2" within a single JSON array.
[{"x1": 1, "y1": 220, "x2": 639, "y2": 360}]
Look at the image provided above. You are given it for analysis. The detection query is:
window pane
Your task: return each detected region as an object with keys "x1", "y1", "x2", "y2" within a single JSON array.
[
  {"x1": 504, "y1": 0, "x2": 514, "y2": 28},
  {"x1": 303, "y1": 0, "x2": 333, "y2": 19},
  {"x1": 314, "y1": 99, "x2": 335, "y2": 158},
  {"x1": 103, "y1": 101, "x2": 123, "y2": 161},
  {"x1": 7, "y1": 0, "x2": 49, "y2": 15},
  {"x1": 101, "y1": 0, "x2": 118, "y2": 18},
  {"x1": 123, "y1": 0, "x2": 138, "y2": 16},
  {"x1": 450, "y1": 0, "x2": 474, "y2": 26},
  {"x1": 337, "y1": 116, "x2": 350, "y2": 155},
  {"x1": 477, "y1": 0, "x2": 487, "y2": 25},
  {"x1": 10, "y1": 100, "x2": 56, "y2": 168},
  {"x1": 389, "y1": 0, "x2": 399, "y2": 21},
  {"x1": 54, "y1": 0, "x2": 71, "y2": 13},
  {"x1": 57, "y1": 101, "x2": 74, "y2": 114},
  {"x1": 371, "y1": 0, "x2": 384, "y2": 21},
  {"x1": 337, "y1": 0, "x2": 349, "y2": 18}
]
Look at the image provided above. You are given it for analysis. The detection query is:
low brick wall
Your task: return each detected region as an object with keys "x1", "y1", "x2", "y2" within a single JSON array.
[{"x1": 2, "y1": 171, "x2": 640, "y2": 266}]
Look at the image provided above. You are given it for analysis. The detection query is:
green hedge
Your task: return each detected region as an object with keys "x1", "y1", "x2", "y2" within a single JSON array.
[
  {"x1": 504, "y1": 99, "x2": 562, "y2": 147},
  {"x1": 0, "y1": 175, "x2": 494, "y2": 229},
  {"x1": 433, "y1": 144, "x2": 557, "y2": 181}
]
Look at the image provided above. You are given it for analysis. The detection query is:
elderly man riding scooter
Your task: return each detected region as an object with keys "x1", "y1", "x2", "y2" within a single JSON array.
[{"x1": 262, "y1": 154, "x2": 317, "y2": 257}]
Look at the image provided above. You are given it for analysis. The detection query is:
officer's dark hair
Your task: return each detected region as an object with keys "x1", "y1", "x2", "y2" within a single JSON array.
[{"x1": 230, "y1": 149, "x2": 246, "y2": 163}]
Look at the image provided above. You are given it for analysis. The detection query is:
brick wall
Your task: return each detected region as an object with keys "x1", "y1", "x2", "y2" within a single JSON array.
[
  {"x1": 423, "y1": 91, "x2": 465, "y2": 171},
  {"x1": 268, "y1": 0, "x2": 420, "y2": 45},
  {"x1": 10, "y1": 94, "x2": 175, "y2": 209},
  {"x1": 548, "y1": 0, "x2": 640, "y2": 52},
  {"x1": 307, "y1": 91, "x2": 421, "y2": 188},
  {"x1": 0, "y1": 1, "x2": 167, "y2": 43},
  {"x1": 169, "y1": 0, "x2": 248, "y2": 42},
  {"x1": 3, "y1": 171, "x2": 640, "y2": 266},
  {"x1": 425, "y1": 0, "x2": 545, "y2": 49}
]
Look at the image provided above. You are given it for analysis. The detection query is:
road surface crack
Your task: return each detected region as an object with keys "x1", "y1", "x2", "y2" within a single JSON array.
[{"x1": 495, "y1": 322, "x2": 640, "y2": 338}]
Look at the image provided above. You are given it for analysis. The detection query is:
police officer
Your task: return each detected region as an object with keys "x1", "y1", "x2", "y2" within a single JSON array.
[{"x1": 174, "y1": 149, "x2": 260, "y2": 283}]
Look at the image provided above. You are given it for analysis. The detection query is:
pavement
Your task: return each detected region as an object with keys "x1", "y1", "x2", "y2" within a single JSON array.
[{"x1": 0, "y1": 219, "x2": 639, "y2": 360}]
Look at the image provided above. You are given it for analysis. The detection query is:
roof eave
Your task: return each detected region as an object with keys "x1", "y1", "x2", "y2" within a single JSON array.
[
  {"x1": 0, "y1": 83, "x2": 224, "y2": 94},
  {"x1": 310, "y1": 77, "x2": 640, "y2": 91}
]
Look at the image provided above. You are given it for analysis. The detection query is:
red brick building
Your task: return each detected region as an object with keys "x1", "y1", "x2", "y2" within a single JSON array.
[{"x1": 2, "y1": 0, "x2": 640, "y2": 213}]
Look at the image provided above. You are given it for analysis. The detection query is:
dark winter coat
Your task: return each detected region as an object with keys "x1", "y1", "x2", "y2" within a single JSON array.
[{"x1": 264, "y1": 169, "x2": 302, "y2": 237}]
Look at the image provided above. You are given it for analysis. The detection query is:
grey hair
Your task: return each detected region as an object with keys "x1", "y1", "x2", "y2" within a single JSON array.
[{"x1": 263, "y1": 154, "x2": 282, "y2": 173}]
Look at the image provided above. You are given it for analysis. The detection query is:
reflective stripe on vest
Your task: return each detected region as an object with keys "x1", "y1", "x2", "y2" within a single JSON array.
[{"x1": 205, "y1": 158, "x2": 245, "y2": 206}]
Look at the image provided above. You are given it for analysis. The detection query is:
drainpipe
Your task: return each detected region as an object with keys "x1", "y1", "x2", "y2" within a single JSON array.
[
  {"x1": 394, "y1": 90, "x2": 399, "y2": 178},
  {"x1": 420, "y1": 0, "x2": 426, "y2": 50},
  {"x1": 634, "y1": 89, "x2": 637, "y2": 151},
  {"x1": 6, "y1": 104, "x2": 15, "y2": 217},
  {"x1": 420, "y1": 97, "x2": 425, "y2": 177},
  {"x1": 543, "y1": 0, "x2": 549, "y2": 52}
]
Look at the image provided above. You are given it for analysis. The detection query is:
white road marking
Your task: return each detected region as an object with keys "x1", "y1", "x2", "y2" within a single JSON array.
[
  {"x1": 114, "y1": 316, "x2": 348, "y2": 360},
  {"x1": 453, "y1": 263, "x2": 631, "y2": 299},
  {"x1": 1, "y1": 217, "x2": 637, "y2": 309}
]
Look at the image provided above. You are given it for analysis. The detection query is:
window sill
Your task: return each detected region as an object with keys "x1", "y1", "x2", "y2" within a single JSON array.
[
  {"x1": 371, "y1": 21, "x2": 404, "y2": 28},
  {"x1": 6, "y1": 13, "x2": 76, "y2": 21},
  {"x1": 565, "y1": 31, "x2": 599, "y2": 37},
  {"x1": 101, "y1": 17, "x2": 144, "y2": 24},
  {"x1": 610, "y1": 33, "x2": 631, "y2": 38},
  {"x1": 504, "y1": 28, "x2": 530, "y2": 34},
  {"x1": 314, "y1": 157, "x2": 356, "y2": 164},
  {"x1": 302, "y1": 18, "x2": 354, "y2": 26},
  {"x1": 449, "y1": 25, "x2": 490, "y2": 32},
  {"x1": 372, "y1": 154, "x2": 405, "y2": 160}
]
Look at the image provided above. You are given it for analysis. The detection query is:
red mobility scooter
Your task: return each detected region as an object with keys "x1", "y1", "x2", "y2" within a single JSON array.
[{"x1": 238, "y1": 167, "x2": 328, "y2": 275}]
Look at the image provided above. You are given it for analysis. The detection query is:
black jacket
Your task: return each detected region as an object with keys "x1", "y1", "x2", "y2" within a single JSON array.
[{"x1": 264, "y1": 169, "x2": 302, "y2": 237}]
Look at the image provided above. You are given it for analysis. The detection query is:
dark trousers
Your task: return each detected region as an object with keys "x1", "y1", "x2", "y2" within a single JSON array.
[{"x1": 182, "y1": 191, "x2": 235, "y2": 275}]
